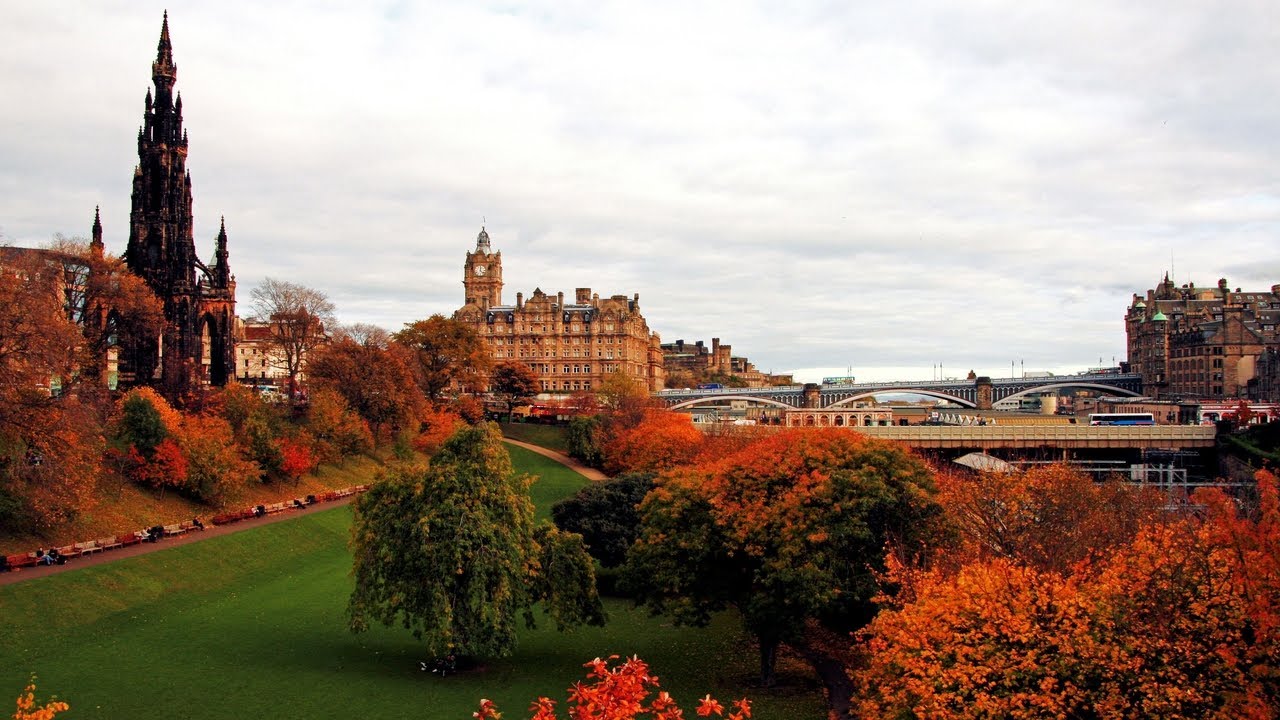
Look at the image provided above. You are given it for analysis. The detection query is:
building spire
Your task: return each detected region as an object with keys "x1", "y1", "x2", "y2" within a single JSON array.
[
  {"x1": 158, "y1": 11, "x2": 173, "y2": 62},
  {"x1": 212, "y1": 215, "x2": 231, "y2": 287},
  {"x1": 90, "y1": 206, "x2": 104, "y2": 257},
  {"x1": 152, "y1": 11, "x2": 177, "y2": 93},
  {"x1": 476, "y1": 225, "x2": 491, "y2": 252}
]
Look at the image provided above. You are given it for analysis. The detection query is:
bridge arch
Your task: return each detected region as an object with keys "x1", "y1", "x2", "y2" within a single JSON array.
[
  {"x1": 826, "y1": 389, "x2": 977, "y2": 409},
  {"x1": 667, "y1": 395, "x2": 795, "y2": 411},
  {"x1": 996, "y1": 382, "x2": 1144, "y2": 405}
]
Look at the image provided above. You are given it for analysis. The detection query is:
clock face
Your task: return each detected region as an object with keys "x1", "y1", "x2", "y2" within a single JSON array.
[{"x1": 474, "y1": 265, "x2": 488, "y2": 277}]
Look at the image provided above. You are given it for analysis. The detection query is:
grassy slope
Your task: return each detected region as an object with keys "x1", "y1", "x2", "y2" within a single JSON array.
[
  {"x1": 0, "y1": 453, "x2": 389, "y2": 556},
  {"x1": 1, "y1": 451, "x2": 825, "y2": 720},
  {"x1": 509, "y1": 445, "x2": 591, "y2": 522},
  {"x1": 499, "y1": 422, "x2": 570, "y2": 453}
]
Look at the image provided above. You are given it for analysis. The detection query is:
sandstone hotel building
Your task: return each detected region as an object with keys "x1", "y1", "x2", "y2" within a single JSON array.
[{"x1": 453, "y1": 228, "x2": 665, "y2": 394}]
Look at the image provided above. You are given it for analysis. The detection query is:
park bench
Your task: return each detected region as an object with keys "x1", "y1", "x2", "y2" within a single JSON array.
[
  {"x1": 162, "y1": 524, "x2": 186, "y2": 537},
  {"x1": 55, "y1": 544, "x2": 81, "y2": 560},
  {"x1": 97, "y1": 536, "x2": 123, "y2": 551},
  {"x1": 211, "y1": 512, "x2": 243, "y2": 525},
  {"x1": 118, "y1": 533, "x2": 142, "y2": 547},
  {"x1": 74, "y1": 540, "x2": 102, "y2": 556},
  {"x1": 5, "y1": 553, "x2": 38, "y2": 570}
]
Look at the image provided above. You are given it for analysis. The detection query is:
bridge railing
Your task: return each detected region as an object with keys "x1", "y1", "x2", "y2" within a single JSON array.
[{"x1": 655, "y1": 373, "x2": 1144, "y2": 398}]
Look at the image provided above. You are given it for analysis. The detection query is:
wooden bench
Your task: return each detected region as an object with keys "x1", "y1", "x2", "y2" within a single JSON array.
[
  {"x1": 118, "y1": 533, "x2": 142, "y2": 547},
  {"x1": 97, "y1": 536, "x2": 123, "y2": 551},
  {"x1": 55, "y1": 544, "x2": 81, "y2": 560},
  {"x1": 162, "y1": 524, "x2": 186, "y2": 537},
  {"x1": 5, "y1": 553, "x2": 38, "y2": 570},
  {"x1": 73, "y1": 541, "x2": 103, "y2": 556},
  {"x1": 211, "y1": 512, "x2": 242, "y2": 525}
]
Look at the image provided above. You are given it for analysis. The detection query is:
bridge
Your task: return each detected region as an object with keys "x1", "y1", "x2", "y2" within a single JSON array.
[
  {"x1": 854, "y1": 424, "x2": 1216, "y2": 452},
  {"x1": 656, "y1": 372, "x2": 1145, "y2": 411}
]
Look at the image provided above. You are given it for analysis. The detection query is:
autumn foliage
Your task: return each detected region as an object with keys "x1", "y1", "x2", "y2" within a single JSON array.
[
  {"x1": 12, "y1": 676, "x2": 68, "y2": 720},
  {"x1": 625, "y1": 428, "x2": 944, "y2": 717},
  {"x1": 856, "y1": 468, "x2": 1280, "y2": 719},
  {"x1": 277, "y1": 436, "x2": 317, "y2": 482},
  {"x1": 600, "y1": 409, "x2": 705, "y2": 476},
  {"x1": 934, "y1": 463, "x2": 1164, "y2": 573},
  {"x1": 113, "y1": 387, "x2": 260, "y2": 502},
  {"x1": 473, "y1": 655, "x2": 750, "y2": 720}
]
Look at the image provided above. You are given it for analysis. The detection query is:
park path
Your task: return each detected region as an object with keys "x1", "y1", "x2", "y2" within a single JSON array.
[
  {"x1": 0, "y1": 495, "x2": 358, "y2": 587},
  {"x1": 2, "y1": 440, "x2": 601, "y2": 587},
  {"x1": 502, "y1": 439, "x2": 608, "y2": 481}
]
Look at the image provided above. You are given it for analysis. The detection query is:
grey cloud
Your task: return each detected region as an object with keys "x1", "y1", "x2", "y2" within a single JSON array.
[{"x1": 2, "y1": 1, "x2": 1277, "y2": 380}]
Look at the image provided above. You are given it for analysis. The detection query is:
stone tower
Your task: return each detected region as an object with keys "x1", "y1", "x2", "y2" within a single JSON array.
[
  {"x1": 463, "y1": 226, "x2": 503, "y2": 308},
  {"x1": 119, "y1": 12, "x2": 236, "y2": 396}
]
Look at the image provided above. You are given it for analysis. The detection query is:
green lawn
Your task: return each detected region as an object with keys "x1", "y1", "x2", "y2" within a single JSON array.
[
  {"x1": 1, "y1": 450, "x2": 824, "y2": 719},
  {"x1": 499, "y1": 422, "x2": 570, "y2": 453},
  {"x1": 508, "y1": 445, "x2": 592, "y2": 523}
]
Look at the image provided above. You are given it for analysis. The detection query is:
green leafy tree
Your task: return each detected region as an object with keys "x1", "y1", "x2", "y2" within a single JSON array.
[
  {"x1": 490, "y1": 361, "x2": 539, "y2": 422},
  {"x1": 623, "y1": 428, "x2": 946, "y2": 717},
  {"x1": 566, "y1": 415, "x2": 604, "y2": 468},
  {"x1": 117, "y1": 389, "x2": 169, "y2": 456},
  {"x1": 552, "y1": 471, "x2": 656, "y2": 568},
  {"x1": 348, "y1": 423, "x2": 604, "y2": 659}
]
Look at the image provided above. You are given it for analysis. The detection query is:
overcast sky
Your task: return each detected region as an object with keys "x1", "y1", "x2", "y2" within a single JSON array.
[{"x1": 3, "y1": 2, "x2": 1278, "y2": 383}]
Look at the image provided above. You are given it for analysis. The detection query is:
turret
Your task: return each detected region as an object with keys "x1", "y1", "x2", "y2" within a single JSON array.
[{"x1": 211, "y1": 216, "x2": 231, "y2": 288}]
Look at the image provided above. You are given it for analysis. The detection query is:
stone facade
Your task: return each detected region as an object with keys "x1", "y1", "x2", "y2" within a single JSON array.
[
  {"x1": 234, "y1": 319, "x2": 288, "y2": 387},
  {"x1": 1126, "y1": 274, "x2": 1280, "y2": 400},
  {"x1": 1255, "y1": 348, "x2": 1280, "y2": 402},
  {"x1": 117, "y1": 13, "x2": 236, "y2": 396},
  {"x1": 660, "y1": 337, "x2": 793, "y2": 388},
  {"x1": 782, "y1": 406, "x2": 894, "y2": 428},
  {"x1": 453, "y1": 228, "x2": 665, "y2": 394}
]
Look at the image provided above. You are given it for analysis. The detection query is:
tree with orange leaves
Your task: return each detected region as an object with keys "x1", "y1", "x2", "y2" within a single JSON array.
[
  {"x1": 624, "y1": 428, "x2": 945, "y2": 718},
  {"x1": 856, "y1": 468, "x2": 1280, "y2": 719},
  {"x1": 600, "y1": 409, "x2": 705, "y2": 475},
  {"x1": 473, "y1": 655, "x2": 750, "y2": 720},
  {"x1": 935, "y1": 463, "x2": 1164, "y2": 573},
  {"x1": 0, "y1": 247, "x2": 108, "y2": 531},
  {"x1": 277, "y1": 436, "x2": 317, "y2": 483}
]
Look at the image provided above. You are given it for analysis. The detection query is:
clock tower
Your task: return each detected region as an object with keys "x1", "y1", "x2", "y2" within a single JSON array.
[{"x1": 463, "y1": 226, "x2": 503, "y2": 308}]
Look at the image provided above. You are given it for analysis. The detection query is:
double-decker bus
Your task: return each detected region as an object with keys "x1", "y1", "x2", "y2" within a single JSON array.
[{"x1": 1088, "y1": 412, "x2": 1155, "y2": 426}]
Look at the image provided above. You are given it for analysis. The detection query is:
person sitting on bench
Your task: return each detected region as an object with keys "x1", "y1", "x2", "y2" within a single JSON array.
[
  {"x1": 36, "y1": 548, "x2": 51, "y2": 565},
  {"x1": 191, "y1": 517, "x2": 205, "y2": 531},
  {"x1": 46, "y1": 547, "x2": 65, "y2": 565}
]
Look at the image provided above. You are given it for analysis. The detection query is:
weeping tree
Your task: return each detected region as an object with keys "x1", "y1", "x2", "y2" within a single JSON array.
[{"x1": 348, "y1": 423, "x2": 605, "y2": 660}]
